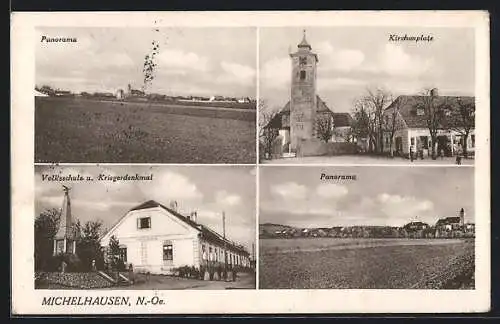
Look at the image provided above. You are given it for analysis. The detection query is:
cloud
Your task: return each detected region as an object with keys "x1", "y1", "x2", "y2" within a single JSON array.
[
  {"x1": 215, "y1": 190, "x2": 242, "y2": 206},
  {"x1": 315, "y1": 183, "x2": 349, "y2": 199},
  {"x1": 374, "y1": 44, "x2": 434, "y2": 77},
  {"x1": 141, "y1": 171, "x2": 203, "y2": 202},
  {"x1": 218, "y1": 61, "x2": 256, "y2": 86},
  {"x1": 375, "y1": 193, "x2": 434, "y2": 223},
  {"x1": 271, "y1": 182, "x2": 308, "y2": 200},
  {"x1": 156, "y1": 48, "x2": 210, "y2": 73},
  {"x1": 316, "y1": 41, "x2": 365, "y2": 72},
  {"x1": 317, "y1": 77, "x2": 366, "y2": 91},
  {"x1": 260, "y1": 57, "x2": 290, "y2": 90}
]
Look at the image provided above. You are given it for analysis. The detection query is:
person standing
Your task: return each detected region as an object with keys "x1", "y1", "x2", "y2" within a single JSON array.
[{"x1": 456, "y1": 144, "x2": 463, "y2": 165}]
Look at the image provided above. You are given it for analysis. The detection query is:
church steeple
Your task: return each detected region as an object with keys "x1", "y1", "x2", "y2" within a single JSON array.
[
  {"x1": 288, "y1": 30, "x2": 319, "y2": 152},
  {"x1": 297, "y1": 29, "x2": 312, "y2": 50}
]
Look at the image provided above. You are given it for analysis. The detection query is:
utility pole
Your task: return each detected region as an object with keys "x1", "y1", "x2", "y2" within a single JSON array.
[
  {"x1": 222, "y1": 211, "x2": 227, "y2": 280},
  {"x1": 252, "y1": 243, "x2": 255, "y2": 269}
]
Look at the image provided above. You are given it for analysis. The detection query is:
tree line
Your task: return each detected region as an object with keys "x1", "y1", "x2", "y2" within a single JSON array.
[{"x1": 34, "y1": 208, "x2": 118, "y2": 272}]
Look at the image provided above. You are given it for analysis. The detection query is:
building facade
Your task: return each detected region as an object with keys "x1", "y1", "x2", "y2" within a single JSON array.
[
  {"x1": 289, "y1": 30, "x2": 319, "y2": 150},
  {"x1": 100, "y1": 200, "x2": 251, "y2": 275},
  {"x1": 382, "y1": 90, "x2": 475, "y2": 158},
  {"x1": 265, "y1": 31, "x2": 354, "y2": 156}
]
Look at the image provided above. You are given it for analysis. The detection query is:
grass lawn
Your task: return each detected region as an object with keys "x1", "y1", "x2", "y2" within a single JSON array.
[
  {"x1": 35, "y1": 97, "x2": 256, "y2": 163},
  {"x1": 260, "y1": 238, "x2": 474, "y2": 289}
]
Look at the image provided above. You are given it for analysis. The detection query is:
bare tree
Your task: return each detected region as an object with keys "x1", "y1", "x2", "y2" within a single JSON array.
[
  {"x1": 383, "y1": 96, "x2": 407, "y2": 157},
  {"x1": 416, "y1": 88, "x2": 449, "y2": 159},
  {"x1": 352, "y1": 98, "x2": 377, "y2": 152},
  {"x1": 445, "y1": 98, "x2": 475, "y2": 158},
  {"x1": 364, "y1": 88, "x2": 392, "y2": 154},
  {"x1": 315, "y1": 113, "x2": 335, "y2": 143},
  {"x1": 142, "y1": 39, "x2": 160, "y2": 93},
  {"x1": 258, "y1": 99, "x2": 279, "y2": 159}
]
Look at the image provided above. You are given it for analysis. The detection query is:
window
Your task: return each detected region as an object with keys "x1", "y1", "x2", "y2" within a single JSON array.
[
  {"x1": 410, "y1": 137, "x2": 415, "y2": 145},
  {"x1": 417, "y1": 108, "x2": 425, "y2": 116},
  {"x1": 138, "y1": 217, "x2": 151, "y2": 229},
  {"x1": 299, "y1": 70, "x2": 306, "y2": 80},
  {"x1": 119, "y1": 246, "x2": 127, "y2": 263},
  {"x1": 299, "y1": 56, "x2": 307, "y2": 65},
  {"x1": 55, "y1": 240, "x2": 65, "y2": 254},
  {"x1": 420, "y1": 136, "x2": 429, "y2": 149},
  {"x1": 163, "y1": 241, "x2": 173, "y2": 261}
]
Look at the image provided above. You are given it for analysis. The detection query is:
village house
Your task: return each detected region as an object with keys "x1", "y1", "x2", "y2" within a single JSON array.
[
  {"x1": 99, "y1": 200, "x2": 251, "y2": 275},
  {"x1": 382, "y1": 88, "x2": 475, "y2": 158},
  {"x1": 402, "y1": 221, "x2": 431, "y2": 239},
  {"x1": 434, "y1": 208, "x2": 471, "y2": 238}
]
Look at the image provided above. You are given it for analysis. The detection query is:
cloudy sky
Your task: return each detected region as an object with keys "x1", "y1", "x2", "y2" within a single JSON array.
[
  {"x1": 260, "y1": 27, "x2": 475, "y2": 113},
  {"x1": 36, "y1": 27, "x2": 256, "y2": 98},
  {"x1": 260, "y1": 166, "x2": 474, "y2": 228},
  {"x1": 35, "y1": 165, "x2": 256, "y2": 251}
]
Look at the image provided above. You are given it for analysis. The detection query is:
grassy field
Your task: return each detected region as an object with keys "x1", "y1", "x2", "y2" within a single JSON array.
[
  {"x1": 260, "y1": 238, "x2": 475, "y2": 289},
  {"x1": 35, "y1": 97, "x2": 256, "y2": 163}
]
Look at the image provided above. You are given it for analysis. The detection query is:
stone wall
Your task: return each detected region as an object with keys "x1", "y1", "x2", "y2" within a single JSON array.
[{"x1": 297, "y1": 139, "x2": 359, "y2": 157}]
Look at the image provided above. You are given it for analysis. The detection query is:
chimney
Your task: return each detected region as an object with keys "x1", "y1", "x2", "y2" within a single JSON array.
[
  {"x1": 430, "y1": 88, "x2": 438, "y2": 97},
  {"x1": 190, "y1": 211, "x2": 197, "y2": 223},
  {"x1": 169, "y1": 200, "x2": 178, "y2": 212}
]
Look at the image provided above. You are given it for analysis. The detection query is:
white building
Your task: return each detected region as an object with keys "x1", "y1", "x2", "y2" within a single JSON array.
[
  {"x1": 100, "y1": 200, "x2": 251, "y2": 274},
  {"x1": 382, "y1": 90, "x2": 475, "y2": 158}
]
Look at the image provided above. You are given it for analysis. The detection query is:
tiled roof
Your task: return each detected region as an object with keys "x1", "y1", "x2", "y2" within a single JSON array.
[
  {"x1": 267, "y1": 96, "x2": 352, "y2": 128},
  {"x1": 386, "y1": 95, "x2": 475, "y2": 129},
  {"x1": 435, "y1": 217, "x2": 461, "y2": 226},
  {"x1": 332, "y1": 113, "x2": 353, "y2": 127}
]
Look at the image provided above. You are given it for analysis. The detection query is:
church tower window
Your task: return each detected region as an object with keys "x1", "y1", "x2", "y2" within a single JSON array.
[{"x1": 299, "y1": 70, "x2": 306, "y2": 80}]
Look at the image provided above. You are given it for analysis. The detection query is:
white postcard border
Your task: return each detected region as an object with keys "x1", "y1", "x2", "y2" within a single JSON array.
[{"x1": 11, "y1": 10, "x2": 490, "y2": 314}]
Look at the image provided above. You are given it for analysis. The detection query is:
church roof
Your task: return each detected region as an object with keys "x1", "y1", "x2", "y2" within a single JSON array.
[
  {"x1": 298, "y1": 33, "x2": 311, "y2": 49},
  {"x1": 435, "y1": 217, "x2": 461, "y2": 226},
  {"x1": 266, "y1": 96, "x2": 352, "y2": 128},
  {"x1": 280, "y1": 95, "x2": 333, "y2": 114}
]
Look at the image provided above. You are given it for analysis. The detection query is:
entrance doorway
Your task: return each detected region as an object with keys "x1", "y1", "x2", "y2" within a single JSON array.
[
  {"x1": 395, "y1": 137, "x2": 402, "y2": 156},
  {"x1": 437, "y1": 135, "x2": 451, "y2": 157}
]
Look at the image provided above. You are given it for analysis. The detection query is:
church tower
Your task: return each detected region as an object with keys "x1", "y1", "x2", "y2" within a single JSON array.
[
  {"x1": 289, "y1": 30, "x2": 319, "y2": 151},
  {"x1": 53, "y1": 185, "x2": 77, "y2": 255}
]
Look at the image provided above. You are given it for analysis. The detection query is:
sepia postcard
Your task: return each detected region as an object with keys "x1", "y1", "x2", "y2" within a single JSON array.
[
  {"x1": 11, "y1": 11, "x2": 490, "y2": 315},
  {"x1": 259, "y1": 27, "x2": 477, "y2": 166},
  {"x1": 35, "y1": 27, "x2": 257, "y2": 164},
  {"x1": 260, "y1": 166, "x2": 475, "y2": 289}
]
